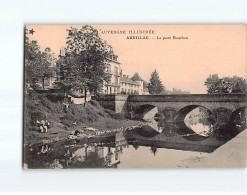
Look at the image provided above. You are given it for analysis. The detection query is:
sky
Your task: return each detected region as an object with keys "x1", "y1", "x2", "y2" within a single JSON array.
[{"x1": 26, "y1": 25, "x2": 246, "y2": 94}]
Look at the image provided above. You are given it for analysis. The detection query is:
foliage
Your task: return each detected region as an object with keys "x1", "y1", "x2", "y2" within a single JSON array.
[
  {"x1": 90, "y1": 99, "x2": 103, "y2": 110},
  {"x1": 24, "y1": 91, "x2": 65, "y2": 131},
  {"x1": 45, "y1": 159, "x2": 63, "y2": 169},
  {"x1": 147, "y1": 69, "x2": 165, "y2": 94},
  {"x1": 25, "y1": 35, "x2": 56, "y2": 89},
  {"x1": 39, "y1": 95, "x2": 65, "y2": 113},
  {"x1": 132, "y1": 143, "x2": 140, "y2": 150},
  {"x1": 150, "y1": 146, "x2": 158, "y2": 156},
  {"x1": 104, "y1": 109, "x2": 125, "y2": 120},
  {"x1": 204, "y1": 74, "x2": 247, "y2": 94},
  {"x1": 69, "y1": 152, "x2": 105, "y2": 168},
  {"x1": 60, "y1": 102, "x2": 110, "y2": 127},
  {"x1": 164, "y1": 88, "x2": 191, "y2": 94},
  {"x1": 56, "y1": 25, "x2": 111, "y2": 100}
]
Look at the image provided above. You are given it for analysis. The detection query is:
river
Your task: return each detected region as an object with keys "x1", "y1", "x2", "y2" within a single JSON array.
[{"x1": 24, "y1": 115, "x2": 246, "y2": 169}]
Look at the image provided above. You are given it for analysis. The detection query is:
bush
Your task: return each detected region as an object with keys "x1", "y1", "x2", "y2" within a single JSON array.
[
  {"x1": 104, "y1": 109, "x2": 125, "y2": 120},
  {"x1": 90, "y1": 100, "x2": 102, "y2": 109},
  {"x1": 30, "y1": 111, "x2": 46, "y2": 122},
  {"x1": 60, "y1": 113, "x2": 76, "y2": 127},
  {"x1": 46, "y1": 94, "x2": 64, "y2": 102},
  {"x1": 89, "y1": 100, "x2": 109, "y2": 117},
  {"x1": 40, "y1": 96, "x2": 64, "y2": 113},
  {"x1": 60, "y1": 103, "x2": 104, "y2": 127}
]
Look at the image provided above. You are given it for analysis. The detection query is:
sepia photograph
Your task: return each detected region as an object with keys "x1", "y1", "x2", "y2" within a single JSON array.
[{"x1": 23, "y1": 24, "x2": 246, "y2": 169}]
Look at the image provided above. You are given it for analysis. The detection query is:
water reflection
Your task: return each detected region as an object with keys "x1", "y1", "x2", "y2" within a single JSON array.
[
  {"x1": 145, "y1": 116, "x2": 213, "y2": 141},
  {"x1": 24, "y1": 113, "x2": 246, "y2": 169},
  {"x1": 187, "y1": 123, "x2": 213, "y2": 137}
]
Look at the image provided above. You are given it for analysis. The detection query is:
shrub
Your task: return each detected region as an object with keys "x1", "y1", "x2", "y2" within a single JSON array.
[
  {"x1": 60, "y1": 113, "x2": 76, "y2": 127},
  {"x1": 46, "y1": 94, "x2": 64, "y2": 102},
  {"x1": 40, "y1": 96, "x2": 64, "y2": 113},
  {"x1": 28, "y1": 111, "x2": 47, "y2": 130},
  {"x1": 90, "y1": 100, "x2": 102, "y2": 109},
  {"x1": 104, "y1": 109, "x2": 125, "y2": 120},
  {"x1": 60, "y1": 103, "x2": 104, "y2": 127}
]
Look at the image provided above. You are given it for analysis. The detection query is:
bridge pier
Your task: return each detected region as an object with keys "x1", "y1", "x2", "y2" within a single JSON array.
[
  {"x1": 93, "y1": 95, "x2": 128, "y2": 113},
  {"x1": 162, "y1": 107, "x2": 177, "y2": 122},
  {"x1": 213, "y1": 108, "x2": 232, "y2": 125}
]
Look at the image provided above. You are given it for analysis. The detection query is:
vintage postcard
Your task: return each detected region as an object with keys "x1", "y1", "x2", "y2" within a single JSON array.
[{"x1": 23, "y1": 25, "x2": 246, "y2": 169}]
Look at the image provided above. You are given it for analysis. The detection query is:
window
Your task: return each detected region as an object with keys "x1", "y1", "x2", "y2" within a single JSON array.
[
  {"x1": 114, "y1": 66, "x2": 118, "y2": 76},
  {"x1": 114, "y1": 76, "x2": 118, "y2": 85}
]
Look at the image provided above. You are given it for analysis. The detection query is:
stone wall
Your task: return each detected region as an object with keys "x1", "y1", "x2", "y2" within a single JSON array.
[{"x1": 94, "y1": 95, "x2": 128, "y2": 113}]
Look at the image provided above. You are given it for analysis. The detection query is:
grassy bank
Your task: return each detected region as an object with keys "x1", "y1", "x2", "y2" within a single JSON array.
[{"x1": 24, "y1": 92, "x2": 144, "y2": 145}]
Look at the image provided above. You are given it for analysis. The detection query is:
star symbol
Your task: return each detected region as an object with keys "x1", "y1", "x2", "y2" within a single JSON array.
[{"x1": 29, "y1": 29, "x2": 35, "y2": 35}]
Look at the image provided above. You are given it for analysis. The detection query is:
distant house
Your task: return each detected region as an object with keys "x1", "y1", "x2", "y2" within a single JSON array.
[
  {"x1": 120, "y1": 73, "x2": 149, "y2": 95},
  {"x1": 120, "y1": 75, "x2": 140, "y2": 94}
]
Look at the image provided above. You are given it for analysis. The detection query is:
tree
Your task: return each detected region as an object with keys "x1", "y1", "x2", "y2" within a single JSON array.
[
  {"x1": 150, "y1": 146, "x2": 158, "y2": 156},
  {"x1": 25, "y1": 37, "x2": 55, "y2": 90},
  {"x1": 160, "y1": 88, "x2": 191, "y2": 94},
  {"x1": 147, "y1": 69, "x2": 164, "y2": 94},
  {"x1": 57, "y1": 25, "x2": 110, "y2": 106},
  {"x1": 204, "y1": 74, "x2": 247, "y2": 94},
  {"x1": 132, "y1": 142, "x2": 140, "y2": 150}
]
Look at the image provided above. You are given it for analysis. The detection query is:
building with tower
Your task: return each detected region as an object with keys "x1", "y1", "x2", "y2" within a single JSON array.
[{"x1": 102, "y1": 49, "x2": 122, "y2": 94}]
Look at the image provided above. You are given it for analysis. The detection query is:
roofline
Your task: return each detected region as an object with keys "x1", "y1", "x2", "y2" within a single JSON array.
[
  {"x1": 120, "y1": 80, "x2": 140, "y2": 86},
  {"x1": 106, "y1": 57, "x2": 120, "y2": 64}
]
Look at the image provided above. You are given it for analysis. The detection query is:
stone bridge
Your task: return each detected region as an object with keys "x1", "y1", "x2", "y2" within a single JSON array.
[{"x1": 95, "y1": 94, "x2": 246, "y2": 123}]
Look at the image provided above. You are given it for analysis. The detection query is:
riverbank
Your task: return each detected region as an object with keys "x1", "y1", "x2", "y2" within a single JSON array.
[
  {"x1": 24, "y1": 117, "x2": 146, "y2": 146},
  {"x1": 24, "y1": 92, "x2": 146, "y2": 146},
  {"x1": 180, "y1": 129, "x2": 247, "y2": 168}
]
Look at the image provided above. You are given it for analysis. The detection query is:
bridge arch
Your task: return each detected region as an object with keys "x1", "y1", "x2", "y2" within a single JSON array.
[
  {"x1": 175, "y1": 121, "x2": 212, "y2": 141},
  {"x1": 130, "y1": 104, "x2": 158, "y2": 120},
  {"x1": 175, "y1": 105, "x2": 213, "y2": 122}
]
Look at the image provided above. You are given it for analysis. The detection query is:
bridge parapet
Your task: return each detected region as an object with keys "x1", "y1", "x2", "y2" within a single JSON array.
[{"x1": 128, "y1": 94, "x2": 246, "y2": 102}]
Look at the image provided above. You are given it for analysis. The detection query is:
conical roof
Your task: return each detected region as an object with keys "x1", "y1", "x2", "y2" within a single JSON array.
[{"x1": 131, "y1": 73, "x2": 143, "y2": 81}]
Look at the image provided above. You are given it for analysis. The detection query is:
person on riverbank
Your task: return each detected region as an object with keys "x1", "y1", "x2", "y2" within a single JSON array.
[
  {"x1": 40, "y1": 120, "x2": 45, "y2": 133},
  {"x1": 36, "y1": 120, "x2": 42, "y2": 133},
  {"x1": 43, "y1": 120, "x2": 50, "y2": 133}
]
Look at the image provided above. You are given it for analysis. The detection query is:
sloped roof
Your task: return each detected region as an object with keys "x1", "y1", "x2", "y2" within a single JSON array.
[
  {"x1": 120, "y1": 77, "x2": 140, "y2": 85},
  {"x1": 131, "y1": 73, "x2": 143, "y2": 81}
]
